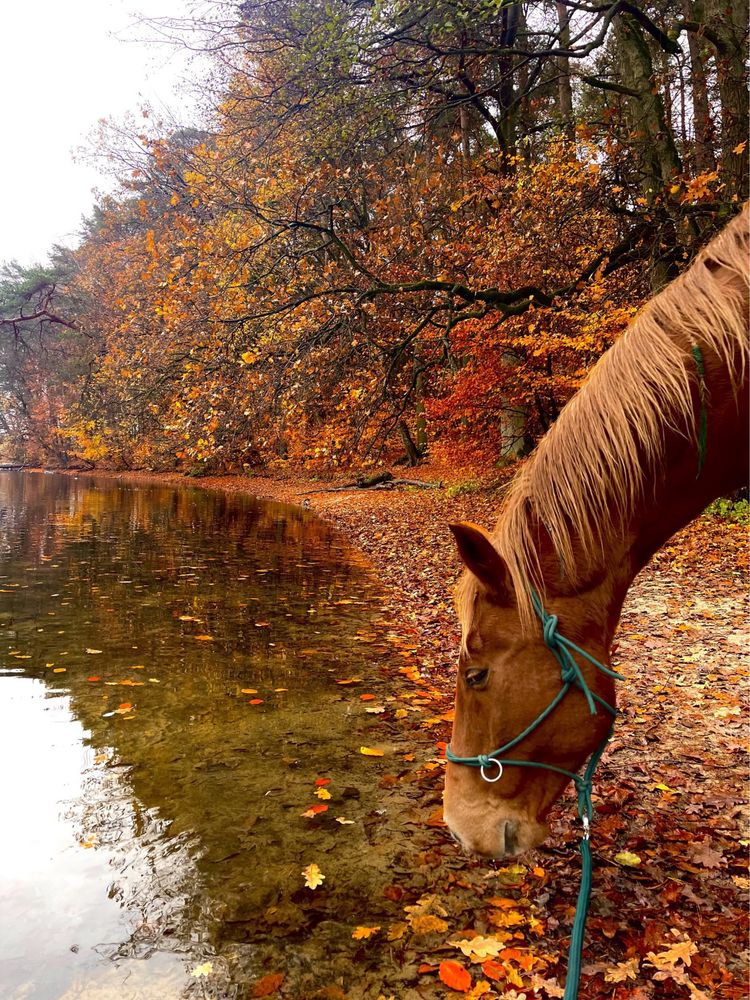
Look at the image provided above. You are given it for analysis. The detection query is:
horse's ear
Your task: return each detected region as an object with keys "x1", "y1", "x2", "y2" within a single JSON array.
[{"x1": 449, "y1": 521, "x2": 510, "y2": 597}]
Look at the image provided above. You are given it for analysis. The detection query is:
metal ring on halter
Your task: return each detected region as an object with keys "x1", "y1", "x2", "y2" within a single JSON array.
[{"x1": 479, "y1": 759, "x2": 503, "y2": 783}]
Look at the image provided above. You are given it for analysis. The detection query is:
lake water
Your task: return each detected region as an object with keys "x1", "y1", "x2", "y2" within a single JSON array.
[{"x1": 0, "y1": 473, "x2": 440, "y2": 999}]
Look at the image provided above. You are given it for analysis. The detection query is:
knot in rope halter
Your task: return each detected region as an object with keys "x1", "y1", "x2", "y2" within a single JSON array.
[{"x1": 445, "y1": 590, "x2": 624, "y2": 1000}]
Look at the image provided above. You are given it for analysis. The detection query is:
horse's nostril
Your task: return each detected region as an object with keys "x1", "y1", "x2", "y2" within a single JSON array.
[{"x1": 503, "y1": 820, "x2": 518, "y2": 856}]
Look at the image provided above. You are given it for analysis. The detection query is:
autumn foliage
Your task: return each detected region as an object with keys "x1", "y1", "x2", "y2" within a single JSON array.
[{"x1": 0, "y1": 2, "x2": 746, "y2": 471}]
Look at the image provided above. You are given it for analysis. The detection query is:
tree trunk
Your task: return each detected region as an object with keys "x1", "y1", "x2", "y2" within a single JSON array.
[
  {"x1": 555, "y1": 2, "x2": 575, "y2": 141},
  {"x1": 682, "y1": 0, "x2": 717, "y2": 174},
  {"x1": 398, "y1": 419, "x2": 422, "y2": 466},
  {"x1": 614, "y1": 13, "x2": 683, "y2": 197},
  {"x1": 707, "y1": 0, "x2": 749, "y2": 200}
]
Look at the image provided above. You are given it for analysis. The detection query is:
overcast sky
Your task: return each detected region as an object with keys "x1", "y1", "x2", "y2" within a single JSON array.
[{"x1": 1, "y1": 1, "x2": 208, "y2": 268}]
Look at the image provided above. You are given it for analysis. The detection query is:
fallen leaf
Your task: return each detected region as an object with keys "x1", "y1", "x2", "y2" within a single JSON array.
[
  {"x1": 360, "y1": 746, "x2": 385, "y2": 757},
  {"x1": 614, "y1": 851, "x2": 642, "y2": 867},
  {"x1": 449, "y1": 935, "x2": 505, "y2": 960},
  {"x1": 647, "y1": 936, "x2": 698, "y2": 970},
  {"x1": 251, "y1": 972, "x2": 285, "y2": 997},
  {"x1": 410, "y1": 914, "x2": 449, "y2": 934},
  {"x1": 352, "y1": 925, "x2": 380, "y2": 939},
  {"x1": 190, "y1": 962, "x2": 213, "y2": 978},
  {"x1": 302, "y1": 863, "x2": 325, "y2": 889},
  {"x1": 301, "y1": 804, "x2": 328, "y2": 818},
  {"x1": 605, "y1": 956, "x2": 640, "y2": 983},
  {"x1": 195, "y1": 634, "x2": 214, "y2": 641},
  {"x1": 439, "y1": 960, "x2": 472, "y2": 992},
  {"x1": 315, "y1": 788, "x2": 331, "y2": 800},
  {"x1": 85, "y1": 648, "x2": 103, "y2": 654}
]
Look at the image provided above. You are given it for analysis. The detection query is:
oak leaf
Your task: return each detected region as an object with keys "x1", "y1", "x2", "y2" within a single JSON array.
[
  {"x1": 352, "y1": 925, "x2": 380, "y2": 939},
  {"x1": 604, "y1": 957, "x2": 640, "y2": 982},
  {"x1": 302, "y1": 863, "x2": 325, "y2": 889}
]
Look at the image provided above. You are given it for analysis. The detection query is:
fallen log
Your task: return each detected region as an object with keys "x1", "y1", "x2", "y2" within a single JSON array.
[{"x1": 302, "y1": 474, "x2": 442, "y2": 495}]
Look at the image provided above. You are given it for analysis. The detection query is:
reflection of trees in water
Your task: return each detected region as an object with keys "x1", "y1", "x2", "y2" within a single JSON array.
[
  {"x1": 64, "y1": 761, "x2": 202, "y2": 964},
  {"x1": 1, "y1": 472, "x2": 411, "y2": 992}
]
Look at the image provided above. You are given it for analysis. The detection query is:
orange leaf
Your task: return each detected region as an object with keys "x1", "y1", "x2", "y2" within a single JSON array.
[
  {"x1": 315, "y1": 777, "x2": 331, "y2": 787},
  {"x1": 352, "y1": 925, "x2": 380, "y2": 939},
  {"x1": 359, "y1": 693, "x2": 376, "y2": 701},
  {"x1": 195, "y1": 634, "x2": 214, "y2": 641},
  {"x1": 251, "y1": 972, "x2": 285, "y2": 997},
  {"x1": 87, "y1": 676, "x2": 101, "y2": 682},
  {"x1": 439, "y1": 961, "x2": 472, "y2": 992},
  {"x1": 481, "y1": 960, "x2": 505, "y2": 983},
  {"x1": 118, "y1": 702, "x2": 133, "y2": 711},
  {"x1": 248, "y1": 699, "x2": 264, "y2": 705}
]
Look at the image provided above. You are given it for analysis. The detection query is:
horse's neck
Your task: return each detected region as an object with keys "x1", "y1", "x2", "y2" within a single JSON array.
[{"x1": 551, "y1": 343, "x2": 748, "y2": 642}]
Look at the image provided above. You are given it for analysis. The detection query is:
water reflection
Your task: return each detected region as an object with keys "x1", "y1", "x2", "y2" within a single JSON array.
[{"x1": 0, "y1": 473, "x2": 427, "y2": 999}]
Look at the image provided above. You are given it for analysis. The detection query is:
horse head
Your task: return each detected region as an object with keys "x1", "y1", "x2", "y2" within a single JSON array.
[{"x1": 443, "y1": 521, "x2": 617, "y2": 859}]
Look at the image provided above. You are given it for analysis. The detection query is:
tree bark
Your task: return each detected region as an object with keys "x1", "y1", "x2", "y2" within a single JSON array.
[
  {"x1": 707, "y1": 0, "x2": 749, "y2": 200},
  {"x1": 555, "y1": 1, "x2": 575, "y2": 141},
  {"x1": 682, "y1": 0, "x2": 717, "y2": 174}
]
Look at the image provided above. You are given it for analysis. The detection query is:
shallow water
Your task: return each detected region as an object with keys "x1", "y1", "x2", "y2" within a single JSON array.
[{"x1": 0, "y1": 473, "x2": 435, "y2": 999}]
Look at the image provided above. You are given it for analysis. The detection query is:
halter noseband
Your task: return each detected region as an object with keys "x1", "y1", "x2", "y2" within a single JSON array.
[{"x1": 445, "y1": 590, "x2": 623, "y2": 1000}]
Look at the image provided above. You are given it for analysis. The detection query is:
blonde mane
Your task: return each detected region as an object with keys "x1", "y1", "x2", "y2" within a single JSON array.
[{"x1": 483, "y1": 206, "x2": 749, "y2": 630}]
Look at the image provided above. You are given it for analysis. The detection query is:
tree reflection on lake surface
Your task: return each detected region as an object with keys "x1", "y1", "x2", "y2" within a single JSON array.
[{"x1": 0, "y1": 473, "x2": 434, "y2": 999}]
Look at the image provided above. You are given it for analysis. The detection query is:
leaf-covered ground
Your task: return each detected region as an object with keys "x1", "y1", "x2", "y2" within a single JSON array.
[{"x1": 71, "y1": 467, "x2": 748, "y2": 999}]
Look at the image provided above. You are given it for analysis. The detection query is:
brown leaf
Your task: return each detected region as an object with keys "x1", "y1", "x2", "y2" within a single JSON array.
[{"x1": 251, "y1": 972, "x2": 285, "y2": 997}]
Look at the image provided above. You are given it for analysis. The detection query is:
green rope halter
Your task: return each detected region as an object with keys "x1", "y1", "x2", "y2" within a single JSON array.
[
  {"x1": 445, "y1": 591, "x2": 624, "y2": 1000},
  {"x1": 691, "y1": 344, "x2": 708, "y2": 476}
]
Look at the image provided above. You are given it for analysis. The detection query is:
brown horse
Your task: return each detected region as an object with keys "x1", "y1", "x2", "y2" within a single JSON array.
[{"x1": 445, "y1": 206, "x2": 749, "y2": 859}]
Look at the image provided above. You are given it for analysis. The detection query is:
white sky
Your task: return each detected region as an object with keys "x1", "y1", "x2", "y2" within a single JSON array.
[{"x1": 1, "y1": 1, "x2": 209, "y2": 268}]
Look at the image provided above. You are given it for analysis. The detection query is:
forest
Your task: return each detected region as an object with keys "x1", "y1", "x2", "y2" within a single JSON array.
[{"x1": 0, "y1": 0, "x2": 747, "y2": 473}]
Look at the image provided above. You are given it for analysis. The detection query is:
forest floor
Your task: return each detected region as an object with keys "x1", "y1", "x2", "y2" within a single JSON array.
[{"x1": 56, "y1": 462, "x2": 748, "y2": 998}]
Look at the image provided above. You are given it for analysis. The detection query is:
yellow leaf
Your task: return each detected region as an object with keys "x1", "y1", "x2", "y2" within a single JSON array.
[
  {"x1": 409, "y1": 914, "x2": 449, "y2": 935},
  {"x1": 335, "y1": 816, "x2": 354, "y2": 825},
  {"x1": 449, "y1": 935, "x2": 505, "y2": 960},
  {"x1": 647, "y1": 937, "x2": 697, "y2": 970},
  {"x1": 315, "y1": 788, "x2": 332, "y2": 800},
  {"x1": 360, "y1": 746, "x2": 385, "y2": 757},
  {"x1": 605, "y1": 957, "x2": 640, "y2": 983},
  {"x1": 302, "y1": 863, "x2": 325, "y2": 889},
  {"x1": 190, "y1": 962, "x2": 213, "y2": 978},
  {"x1": 386, "y1": 921, "x2": 408, "y2": 941},
  {"x1": 352, "y1": 925, "x2": 380, "y2": 939},
  {"x1": 732, "y1": 141, "x2": 747, "y2": 154},
  {"x1": 614, "y1": 851, "x2": 642, "y2": 867}
]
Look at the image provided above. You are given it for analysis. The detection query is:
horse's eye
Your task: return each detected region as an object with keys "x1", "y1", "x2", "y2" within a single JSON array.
[{"x1": 465, "y1": 668, "x2": 489, "y2": 689}]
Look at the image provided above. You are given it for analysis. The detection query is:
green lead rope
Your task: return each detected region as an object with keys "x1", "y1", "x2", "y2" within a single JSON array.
[
  {"x1": 691, "y1": 344, "x2": 708, "y2": 476},
  {"x1": 445, "y1": 592, "x2": 623, "y2": 1000}
]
